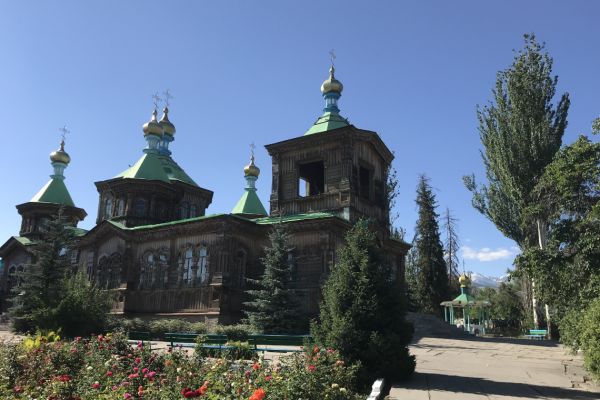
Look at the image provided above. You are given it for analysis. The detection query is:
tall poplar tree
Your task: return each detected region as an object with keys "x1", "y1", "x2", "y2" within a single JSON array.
[
  {"x1": 463, "y1": 34, "x2": 570, "y2": 328},
  {"x1": 414, "y1": 175, "x2": 448, "y2": 314},
  {"x1": 442, "y1": 208, "x2": 460, "y2": 293},
  {"x1": 244, "y1": 223, "x2": 299, "y2": 333}
]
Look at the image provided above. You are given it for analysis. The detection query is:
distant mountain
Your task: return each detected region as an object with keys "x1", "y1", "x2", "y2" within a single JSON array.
[{"x1": 470, "y1": 272, "x2": 509, "y2": 288}]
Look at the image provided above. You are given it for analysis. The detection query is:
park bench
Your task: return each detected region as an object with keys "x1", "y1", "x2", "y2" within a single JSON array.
[
  {"x1": 248, "y1": 334, "x2": 312, "y2": 353},
  {"x1": 128, "y1": 331, "x2": 152, "y2": 349},
  {"x1": 165, "y1": 333, "x2": 230, "y2": 350},
  {"x1": 525, "y1": 329, "x2": 547, "y2": 340}
]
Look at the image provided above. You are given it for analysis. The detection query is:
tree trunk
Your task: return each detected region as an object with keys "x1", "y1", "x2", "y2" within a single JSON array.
[{"x1": 536, "y1": 218, "x2": 552, "y2": 337}]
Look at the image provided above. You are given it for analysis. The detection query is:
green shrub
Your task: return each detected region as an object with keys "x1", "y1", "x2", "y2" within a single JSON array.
[
  {"x1": 214, "y1": 324, "x2": 255, "y2": 341},
  {"x1": 559, "y1": 308, "x2": 584, "y2": 352},
  {"x1": 579, "y1": 298, "x2": 600, "y2": 380},
  {"x1": 194, "y1": 337, "x2": 257, "y2": 361}
]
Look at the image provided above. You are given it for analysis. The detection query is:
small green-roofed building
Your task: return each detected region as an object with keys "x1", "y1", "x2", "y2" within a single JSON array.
[
  {"x1": 30, "y1": 178, "x2": 75, "y2": 207},
  {"x1": 441, "y1": 274, "x2": 491, "y2": 335}
]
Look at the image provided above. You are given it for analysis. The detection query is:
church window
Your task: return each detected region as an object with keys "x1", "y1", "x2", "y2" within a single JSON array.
[
  {"x1": 182, "y1": 248, "x2": 194, "y2": 286},
  {"x1": 86, "y1": 251, "x2": 94, "y2": 279},
  {"x1": 8, "y1": 265, "x2": 16, "y2": 288},
  {"x1": 104, "y1": 197, "x2": 113, "y2": 219},
  {"x1": 97, "y1": 253, "x2": 121, "y2": 289},
  {"x1": 16, "y1": 265, "x2": 24, "y2": 287},
  {"x1": 298, "y1": 161, "x2": 325, "y2": 197},
  {"x1": 97, "y1": 256, "x2": 109, "y2": 288},
  {"x1": 139, "y1": 252, "x2": 156, "y2": 289},
  {"x1": 359, "y1": 166, "x2": 371, "y2": 200},
  {"x1": 134, "y1": 198, "x2": 147, "y2": 217},
  {"x1": 197, "y1": 246, "x2": 209, "y2": 284},
  {"x1": 158, "y1": 253, "x2": 169, "y2": 288},
  {"x1": 189, "y1": 204, "x2": 198, "y2": 218},
  {"x1": 117, "y1": 198, "x2": 125, "y2": 216}
]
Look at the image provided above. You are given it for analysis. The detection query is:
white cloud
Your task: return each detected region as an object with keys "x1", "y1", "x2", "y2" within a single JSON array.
[{"x1": 461, "y1": 246, "x2": 516, "y2": 262}]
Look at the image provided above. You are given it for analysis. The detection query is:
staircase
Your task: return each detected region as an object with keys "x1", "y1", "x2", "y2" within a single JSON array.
[{"x1": 406, "y1": 312, "x2": 470, "y2": 341}]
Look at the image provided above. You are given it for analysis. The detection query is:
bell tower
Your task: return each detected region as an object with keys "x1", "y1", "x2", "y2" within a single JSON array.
[{"x1": 265, "y1": 64, "x2": 394, "y2": 228}]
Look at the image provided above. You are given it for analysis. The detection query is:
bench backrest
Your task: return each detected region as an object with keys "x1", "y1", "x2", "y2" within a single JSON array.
[
  {"x1": 165, "y1": 333, "x2": 229, "y2": 345},
  {"x1": 249, "y1": 334, "x2": 312, "y2": 347},
  {"x1": 529, "y1": 329, "x2": 548, "y2": 335}
]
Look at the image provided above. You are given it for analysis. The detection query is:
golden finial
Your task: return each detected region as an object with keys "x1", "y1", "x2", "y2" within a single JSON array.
[
  {"x1": 159, "y1": 90, "x2": 176, "y2": 137},
  {"x1": 244, "y1": 142, "x2": 260, "y2": 177},
  {"x1": 50, "y1": 126, "x2": 71, "y2": 164},
  {"x1": 321, "y1": 50, "x2": 343, "y2": 94},
  {"x1": 143, "y1": 94, "x2": 164, "y2": 137}
]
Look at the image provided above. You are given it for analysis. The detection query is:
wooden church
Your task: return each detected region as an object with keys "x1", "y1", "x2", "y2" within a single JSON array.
[{"x1": 0, "y1": 65, "x2": 409, "y2": 323}]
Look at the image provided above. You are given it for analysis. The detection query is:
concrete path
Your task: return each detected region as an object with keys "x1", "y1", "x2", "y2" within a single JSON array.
[{"x1": 388, "y1": 336, "x2": 599, "y2": 399}]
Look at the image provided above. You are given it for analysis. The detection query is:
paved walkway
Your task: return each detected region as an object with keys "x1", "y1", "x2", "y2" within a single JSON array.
[{"x1": 388, "y1": 336, "x2": 599, "y2": 400}]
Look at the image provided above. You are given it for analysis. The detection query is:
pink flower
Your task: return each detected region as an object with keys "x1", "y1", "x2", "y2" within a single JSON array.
[
  {"x1": 92, "y1": 382, "x2": 100, "y2": 389},
  {"x1": 106, "y1": 371, "x2": 113, "y2": 377},
  {"x1": 142, "y1": 367, "x2": 148, "y2": 374},
  {"x1": 134, "y1": 357, "x2": 142, "y2": 364},
  {"x1": 133, "y1": 367, "x2": 139, "y2": 373},
  {"x1": 308, "y1": 365, "x2": 316, "y2": 372},
  {"x1": 124, "y1": 394, "x2": 132, "y2": 399}
]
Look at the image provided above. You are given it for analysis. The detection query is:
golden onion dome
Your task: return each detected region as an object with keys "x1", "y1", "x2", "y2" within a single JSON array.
[
  {"x1": 143, "y1": 109, "x2": 164, "y2": 137},
  {"x1": 159, "y1": 106, "x2": 176, "y2": 136},
  {"x1": 50, "y1": 140, "x2": 71, "y2": 164},
  {"x1": 321, "y1": 65, "x2": 343, "y2": 94},
  {"x1": 459, "y1": 273, "x2": 471, "y2": 288},
  {"x1": 244, "y1": 156, "x2": 260, "y2": 178}
]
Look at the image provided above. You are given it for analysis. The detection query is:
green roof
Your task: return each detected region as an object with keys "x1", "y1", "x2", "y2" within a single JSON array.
[
  {"x1": 115, "y1": 152, "x2": 198, "y2": 187},
  {"x1": 232, "y1": 190, "x2": 267, "y2": 216},
  {"x1": 251, "y1": 212, "x2": 337, "y2": 225},
  {"x1": 30, "y1": 178, "x2": 75, "y2": 207},
  {"x1": 107, "y1": 213, "x2": 228, "y2": 231},
  {"x1": 14, "y1": 236, "x2": 34, "y2": 246},
  {"x1": 304, "y1": 111, "x2": 350, "y2": 135}
]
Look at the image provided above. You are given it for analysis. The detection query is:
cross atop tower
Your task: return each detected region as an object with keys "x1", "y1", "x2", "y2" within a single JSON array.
[
  {"x1": 163, "y1": 89, "x2": 173, "y2": 107},
  {"x1": 250, "y1": 142, "x2": 256, "y2": 160},
  {"x1": 59, "y1": 125, "x2": 70, "y2": 142},
  {"x1": 329, "y1": 49, "x2": 336, "y2": 67},
  {"x1": 152, "y1": 92, "x2": 162, "y2": 109}
]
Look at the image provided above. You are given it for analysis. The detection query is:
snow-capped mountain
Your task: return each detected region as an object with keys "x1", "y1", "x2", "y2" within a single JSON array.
[{"x1": 469, "y1": 272, "x2": 509, "y2": 288}]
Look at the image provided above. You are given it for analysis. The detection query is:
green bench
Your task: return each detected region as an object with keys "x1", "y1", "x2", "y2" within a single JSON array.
[
  {"x1": 128, "y1": 331, "x2": 152, "y2": 349},
  {"x1": 165, "y1": 333, "x2": 230, "y2": 350},
  {"x1": 249, "y1": 334, "x2": 312, "y2": 353},
  {"x1": 525, "y1": 329, "x2": 547, "y2": 340}
]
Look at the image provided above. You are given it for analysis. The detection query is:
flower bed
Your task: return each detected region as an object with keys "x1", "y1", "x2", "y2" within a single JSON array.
[{"x1": 0, "y1": 332, "x2": 363, "y2": 399}]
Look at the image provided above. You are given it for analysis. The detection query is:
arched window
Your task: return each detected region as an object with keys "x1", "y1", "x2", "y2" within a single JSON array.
[
  {"x1": 189, "y1": 204, "x2": 198, "y2": 218},
  {"x1": 139, "y1": 252, "x2": 155, "y2": 289},
  {"x1": 97, "y1": 256, "x2": 109, "y2": 289},
  {"x1": 16, "y1": 265, "x2": 24, "y2": 287},
  {"x1": 117, "y1": 198, "x2": 125, "y2": 216},
  {"x1": 108, "y1": 253, "x2": 122, "y2": 289},
  {"x1": 181, "y1": 248, "x2": 194, "y2": 286},
  {"x1": 104, "y1": 197, "x2": 113, "y2": 219},
  {"x1": 8, "y1": 265, "x2": 16, "y2": 288},
  {"x1": 134, "y1": 198, "x2": 147, "y2": 217},
  {"x1": 158, "y1": 253, "x2": 169, "y2": 288},
  {"x1": 197, "y1": 246, "x2": 209, "y2": 284}
]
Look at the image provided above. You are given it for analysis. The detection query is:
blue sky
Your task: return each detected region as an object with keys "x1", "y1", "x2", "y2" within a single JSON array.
[{"x1": 1, "y1": 1, "x2": 598, "y2": 277}]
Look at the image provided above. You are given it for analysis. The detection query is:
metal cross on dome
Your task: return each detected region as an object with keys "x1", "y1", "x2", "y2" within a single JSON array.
[
  {"x1": 59, "y1": 125, "x2": 70, "y2": 142},
  {"x1": 329, "y1": 49, "x2": 336, "y2": 67},
  {"x1": 250, "y1": 142, "x2": 256, "y2": 162},
  {"x1": 152, "y1": 92, "x2": 162, "y2": 109},
  {"x1": 163, "y1": 89, "x2": 173, "y2": 107}
]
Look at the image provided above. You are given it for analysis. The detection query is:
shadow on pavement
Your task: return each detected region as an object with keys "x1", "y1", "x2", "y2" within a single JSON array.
[{"x1": 395, "y1": 372, "x2": 598, "y2": 399}]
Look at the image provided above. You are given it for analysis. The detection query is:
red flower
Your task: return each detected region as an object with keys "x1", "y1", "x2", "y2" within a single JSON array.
[
  {"x1": 249, "y1": 388, "x2": 266, "y2": 400},
  {"x1": 57, "y1": 375, "x2": 71, "y2": 382},
  {"x1": 313, "y1": 346, "x2": 319, "y2": 353},
  {"x1": 307, "y1": 364, "x2": 316, "y2": 372},
  {"x1": 252, "y1": 362, "x2": 261, "y2": 370},
  {"x1": 92, "y1": 382, "x2": 100, "y2": 389},
  {"x1": 106, "y1": 371, "x2": 113, "y2": 377}
]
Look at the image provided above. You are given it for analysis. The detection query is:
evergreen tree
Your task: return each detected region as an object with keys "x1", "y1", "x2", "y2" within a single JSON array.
[
  {"x1": 313, "y1": 219, "x2": 415, "y2": 387},
  {"x1": 442, "y1": 208, "x2": 461, "y2": 294},
  {"x1": 414, "y1": 175, "x2": 448, "y2": 314},
  {"x1": 404, "y1": 240, "x2": 420, "y2": 312},
  {"x1": 244, "y1": 223, "x2": 299, "y2": 333},
  {"x1": 9, "y1": 211, "x2": 77, "y2": 332}
]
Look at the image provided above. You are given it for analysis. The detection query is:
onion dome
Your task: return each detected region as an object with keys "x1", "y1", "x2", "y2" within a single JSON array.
[
  {"x1": 459, "y1": 273, "x2": 471, "y2": 288},
  {"x1": 244, "y1": 155, "x2": 260, "y2": 177},
  {"x1": 320, "y1": 66, "x2": 343, "y2": 94},
  {"x1": 50, "y1": 140, "x2": 71, "y2": 165},
  {"x1": 159, "y1": 106, "x2": 176, "y2": 136},
  {"x1": 142, "y1": 109, "x2": 163, "y2": 137}
]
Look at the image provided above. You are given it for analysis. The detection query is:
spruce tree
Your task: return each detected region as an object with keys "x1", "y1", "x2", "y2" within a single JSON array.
[
  {"x1": 9, "y1": 211, "x2": 77, "y2": 332},
  {"x1": 414, "y1": 175, "x2": 448, "y2": 314},
  {"x1": 244, "y1": 223, "x2": 299, "y2": 333},
  {"x1": 313, "y1": 219, "x2": 415, "y2": 387}
]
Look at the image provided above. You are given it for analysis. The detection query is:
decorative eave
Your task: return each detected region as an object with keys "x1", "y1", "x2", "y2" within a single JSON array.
[
  {"x1": 0, "y1": 236, "x2": 34, "y2": 258},
  {"x1": 16, "y1": 201, "x2": 87, "y2": 221},
  {"x1": 265, "y1": 125, "x2": 394, "y2": 164}
]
